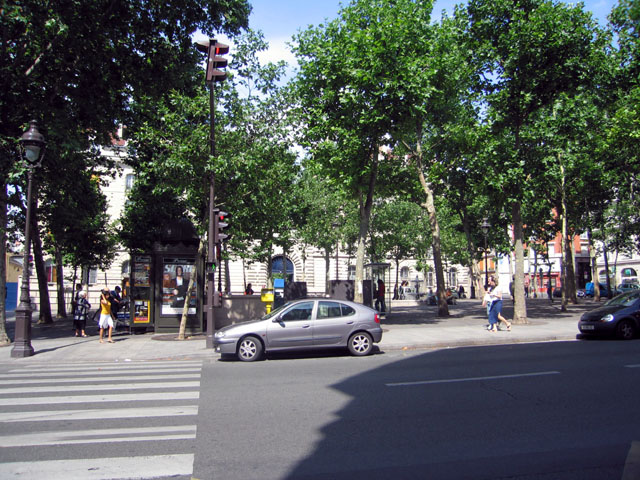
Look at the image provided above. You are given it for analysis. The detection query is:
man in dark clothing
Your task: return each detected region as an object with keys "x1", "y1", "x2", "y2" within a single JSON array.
[{"x1": 375, "y1": 279, "x2": 386, "y2": 312}]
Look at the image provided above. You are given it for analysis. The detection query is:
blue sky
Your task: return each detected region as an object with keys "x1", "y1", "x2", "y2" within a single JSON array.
[{"x1": 246, "y1": 0, "x2": 618, "y2": 66}]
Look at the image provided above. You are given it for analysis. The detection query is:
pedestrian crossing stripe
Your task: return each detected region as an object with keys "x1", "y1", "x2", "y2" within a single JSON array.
[
  {"x1": 8, "y1": 361, "x2": 203, "y2": 372},
  {"x1": 0, "y1": 454, "x2": 194, "y2": 480},
  {"x1": 0, "y1": 391, "x2": 199, "y2": 406},
  {"x1": 0, "y1": 373, "x2": 202, "y2": 385},
  {"x1": 3, "y1": 367, "x2": 202, "y2": 377},
  {"x1": 0, "y1": 381, "x2": 200, "y2": 395},
  {"x1": 0, "y1": 405, "x2": 199, "y2": 423},
  {"x1": 1, "y1": 425, "x2": 197, "y2": 447},
  {"x1": 0, "y1": 361, "x2": 202, "y2": 479}
]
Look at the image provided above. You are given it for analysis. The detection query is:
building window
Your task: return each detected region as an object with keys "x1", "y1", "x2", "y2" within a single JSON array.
[
  {"x1": 621, "y1": 268, "x2": 637, "y2": 284},
  {"x1": 400, "y1": 266, "x2": 410, "y2": 280},
  {"x1": 448, "y1": 267, "x2": 458, "y2": 288},
  {"x1": 125, "y1": 174, "x2": 135, "y2": 191},
  {"x1": 348, "y1": 265, "x2": 355, "y2": 280},
  {"x1": 88, "y1": 267, "x2": 98, "y2": 285},
  {"x1": 426, "y1": 271, "x2": 434, "y2": 287},
  {"x1": 272, "y1": 255, "x2": 294, "y2": 283},
  {"x1": 45, "y1": 261, "x2": 56, "y2": 284}
]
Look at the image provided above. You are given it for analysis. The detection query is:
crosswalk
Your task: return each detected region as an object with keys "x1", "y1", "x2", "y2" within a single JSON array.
[{"x1": 0, "y1": 361, "x2": 202, "y2": 479}]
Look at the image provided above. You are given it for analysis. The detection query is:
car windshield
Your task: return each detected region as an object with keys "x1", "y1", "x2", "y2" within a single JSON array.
[
  {"x1": 262, "y1": 301, "x2": 295, "y2": 320},
  {"x1": 604, "y1": 290, "x2": 640, "y2": 306}
]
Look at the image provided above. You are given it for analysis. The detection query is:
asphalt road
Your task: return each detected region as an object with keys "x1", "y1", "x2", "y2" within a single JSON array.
[
  {"x1": 194, "y1": 340, "x2": 640, "y2": 480},
  {"x1": 0, "y1": 339, "x2": 638, "y2": 480}
]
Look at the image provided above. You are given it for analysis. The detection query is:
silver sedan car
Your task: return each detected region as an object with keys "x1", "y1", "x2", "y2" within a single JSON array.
[{"x1": 213, "y1": 298, "x2": 383, "y2": 361}]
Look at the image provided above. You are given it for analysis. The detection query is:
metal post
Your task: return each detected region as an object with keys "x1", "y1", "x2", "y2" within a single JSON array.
[
  {"x1": 12, "y1": 167, "x2": 35, "y2": 357},
  {"x1": 206, "y1": 82, "x2": 216, "y2": 349},
  {"x1": 484, "y1": 237, "x2": 489, "y2": 287}
]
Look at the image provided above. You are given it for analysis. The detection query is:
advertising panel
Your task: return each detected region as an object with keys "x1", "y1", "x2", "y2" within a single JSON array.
[{"x1": 162, "y1": 258, "x2": 196, "y2": 315}]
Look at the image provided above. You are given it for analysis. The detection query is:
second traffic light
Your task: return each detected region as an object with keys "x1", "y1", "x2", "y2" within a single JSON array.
[{"x1": 213, "y1": 209, "x2": 229, "y2": 245}]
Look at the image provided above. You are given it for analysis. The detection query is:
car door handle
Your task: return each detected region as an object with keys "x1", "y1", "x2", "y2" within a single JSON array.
[
  {"x1": 346, "y1": 321, "x2": 354, "y2": 325},
  {"x1": 302, "y1": 324, "x2": 311, "y2": 328}
]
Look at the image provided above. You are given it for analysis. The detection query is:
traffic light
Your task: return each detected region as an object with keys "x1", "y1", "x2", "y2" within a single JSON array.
[
  {"x1": 213, "y1": 209, "x2": 229, "y2": 245},
  {"x1": 195, "y1": 39, "x2": 228, "y2": 83}
]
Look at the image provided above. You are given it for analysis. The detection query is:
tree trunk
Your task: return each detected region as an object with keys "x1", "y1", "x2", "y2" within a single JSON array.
[
  {"x1": 324, "y1": 248, "x2": 331, "y2": 295},
  {"x1": 511, "y1": 202, "x2": 527, "y2": 323},
  {"x1": 353, "y1": 148, "x2": 378, "y2": 304},
  {"x1": 55, "y1": 246, "x2": 67, "y2": 318},
  {"x1": 560, "y1": 166, "x2": 568, "y2": 312},
  {"x1": 462, "y1": 214, "x2": 478, "y2": 299},
  {"x1": 603, "y1": 243, "x2": 612, "y2": 300},
  {"x1": 0, "y1": 181, "x2": 10, "y2": 345},
  {"x1": 587, "y1": 228, "x2": 598, "y2": 299},
  {"x1": 414, "y1": 161, "x2": 448, "y2": 317},
  {"x1": 31, "y1": 202, "x2": 53, "y2": 324},
  {"x1": 564, "y1": 232, "x2": 578, "y2": 304},
  {"x1": 178, "y1": 239, "x2": 206, "y2": 340}
]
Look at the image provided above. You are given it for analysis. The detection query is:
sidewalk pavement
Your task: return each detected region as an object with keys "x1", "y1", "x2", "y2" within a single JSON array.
[{"x1": 0, "y1": 297, "x2": 594, "y2": 364}]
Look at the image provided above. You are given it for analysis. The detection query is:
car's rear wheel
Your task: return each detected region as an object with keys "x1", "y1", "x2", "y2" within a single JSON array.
[
  {"x1": 348, "y1": 332, "x2": 373, "y2": 356},
  {"x1": 616, "y1": 320, "x2": 636, "y2": 340},
  {"x1": 237, "y1": 336, "x2": 263, "y2": 361}
]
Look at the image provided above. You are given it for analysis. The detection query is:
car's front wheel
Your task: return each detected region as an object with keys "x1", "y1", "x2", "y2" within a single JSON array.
[
  {"x1": 237, "y1": 336, "x2": 263, "y2": 361},
  {"x1": 616, "y1": 320, "x2": 636, "y2": 340},
  {"x1": 348, "y1": 332, "x2": 373, "y2": 356}
]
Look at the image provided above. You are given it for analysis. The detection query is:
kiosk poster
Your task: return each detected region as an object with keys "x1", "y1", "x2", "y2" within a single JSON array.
[
  {"x1": 133, "y1": 256, "x2": 151, "y2": 287},
  {"x1": 133, "y1": 300, "x2": 150, "y2": 324},
  {"x1": 162, "y1": 258, "x2": 196, "y2": 315}
]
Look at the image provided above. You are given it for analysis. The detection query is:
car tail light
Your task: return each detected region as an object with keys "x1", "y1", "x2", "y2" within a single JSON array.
[{"x1": 374, "y1": 313, "x2": 380, "y2": 324}]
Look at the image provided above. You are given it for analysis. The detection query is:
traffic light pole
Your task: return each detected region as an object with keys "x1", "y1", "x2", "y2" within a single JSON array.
[
  {"x1": 196, "y1": 38, "x2": 228, "y2": 349},
  {"x1": 206, "y1": 81, "x2": 216, "y2": 350}
]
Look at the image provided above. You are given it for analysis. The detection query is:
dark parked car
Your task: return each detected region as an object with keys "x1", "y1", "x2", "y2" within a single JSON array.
[
  {"x1": 213, "y1": 298, "x2": 383, "y2": 361},
  {"x1": 578, "y1": 290, "x2": 640, "y2": 340}
]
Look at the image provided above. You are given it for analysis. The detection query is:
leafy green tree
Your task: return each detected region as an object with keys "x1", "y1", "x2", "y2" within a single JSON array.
[
  {"x1": 0, "y1": 0, "x2": 250, "y2": 336},
  {"x1": 370, "y1": 200, "x2": 427, "y2": 294},
  {"x1": 462, "y1": 0, "x2": 607, "y2": 322},
  {"x1": 292, "y1": 0, "x2": 431, "y2": 303}
]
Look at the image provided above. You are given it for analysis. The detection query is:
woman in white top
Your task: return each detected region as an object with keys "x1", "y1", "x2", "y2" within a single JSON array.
[{"x1": 487, "y1": 276, "x2": 511, "y2": 332}]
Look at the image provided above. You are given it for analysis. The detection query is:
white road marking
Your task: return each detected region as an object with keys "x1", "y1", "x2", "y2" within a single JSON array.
[
  {"x1": 8, "y1": 361, "x2": 203, "y2": 373},
  {"x1": 0, "y1": 391, "x2": 199, "y2": 406},
  {"x1": 386, "y1": 371, "x2": 561, "y2": 387},
  {"x1": 0, "y1": 373, "x2": 201, "y2": 385},
  {"x1": 3, "y1": 367, "x2": 201, "y2": 377},
  {"x1": 0, "y1": 454, "x2": 194, "y2": 479},
  {"x1": 0, "y1": 425, "x2": 197, "y2": 447},
  {"x1": 0, "y1": 381, "x2": 200, "y2": 395},
  {"x1": 624, "y1": 364, "x2": 640, "y2": 368},
  {"x1": 0, "y1": 405, "x2": 198, "y2": 423}
]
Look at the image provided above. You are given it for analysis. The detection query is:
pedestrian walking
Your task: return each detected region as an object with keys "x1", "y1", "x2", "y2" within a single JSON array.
[
  {"x1": 375, "y1": 279, "x2": 386, "y2": 312},
  {"x1": 110, "y1": 285, "x2": 123, "y2": 316},
  {"x1": 547, "y1": 282, "x2": 553, "y2": 303},
  {"x1": 98, "y1": 288, "x2": 114, "y2": 344},
  {"x1": 486, "y1": 276, "x2": 511, "y2": 332},
  {"x1": 73, "y1": 291, "x2": 90, "y2": 337}
]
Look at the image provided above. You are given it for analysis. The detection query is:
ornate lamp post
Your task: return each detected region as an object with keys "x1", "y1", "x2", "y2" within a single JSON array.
[
  {"x1": 12, "y1": 120, "x2": 46, "y2": 358},
  {"x1": 481, "y1": 217, "x2": 491, "y2": 288}
]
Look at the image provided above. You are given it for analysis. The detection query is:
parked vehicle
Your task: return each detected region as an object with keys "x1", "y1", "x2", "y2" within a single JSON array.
[
  {"x1": 578, "y1": 290, "x2": 640, "y2": 340},
  {"x1": 584, "y1": 282, "x2": 614, "y2": 298},
  {"x1": 616, "y1": 283, "x2": 640, "y2": 295},
  {"x1": 213, "y1": 298, "x2": 383, "y2": 361}
]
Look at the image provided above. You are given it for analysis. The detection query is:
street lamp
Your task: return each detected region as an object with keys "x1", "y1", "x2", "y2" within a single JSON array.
[
  {"x1": 481, "y1": 217, "x2": 491, "y2": 288},
  {"x1": 12, "y1": 120, "x2": 46, "y2": 358}
]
